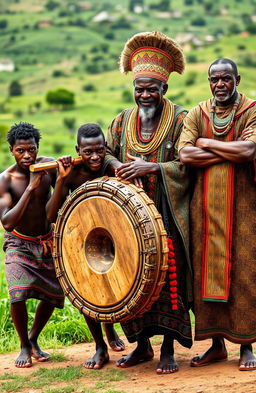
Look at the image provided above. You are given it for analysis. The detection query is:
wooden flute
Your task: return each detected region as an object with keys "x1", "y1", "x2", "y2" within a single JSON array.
[{"x1": 29, "y1": 157, "x2": 83, "y2": 172}]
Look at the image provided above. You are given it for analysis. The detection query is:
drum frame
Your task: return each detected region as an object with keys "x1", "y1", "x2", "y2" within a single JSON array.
[{"x1": 53, "y1": 177, "x2": 168, "y2": 322}]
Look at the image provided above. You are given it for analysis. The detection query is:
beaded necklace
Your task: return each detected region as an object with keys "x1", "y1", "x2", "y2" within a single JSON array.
[
  {"x1": 209, "y1": 93, "x2": 241, "y2": 136},
  {"x1": 126, "y1": 98, "x2": 174, "y2": 155}
]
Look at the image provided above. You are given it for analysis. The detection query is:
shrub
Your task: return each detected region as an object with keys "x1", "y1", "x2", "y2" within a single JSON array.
[
  {"x1": 104, "y1": 32, "x2": 115, "y2": 40},
  {"x1": 122, "y1": 89, "x2": 133, "y2": 103},
  {"x1": 9, "y1": 81, "x2": 22, "y2": 96},
  {"x1": 63, "y1": 117, "x2": 76, "y2": 133},
  {"x1": 185, "y1": 71, "x2": 197, "y2": 86},
  {"x1": 246, "y1": 23, "x2": 256, "y2": 34},
  {"x1": 52, "y1": 70, "x2": 65, "y2": 77},
  {"x1": 53, "y1": 143, "x2": 64, "y2": 154},
  {"x1": 82, "y1": 83, "x2": 96, "y2": 92},
  {"x1": 46, "y1": 88, "x2": 75, "y2": 109},
  {"x1": 187, "y1": 54, "x2": 198, "y2": 63},
  {"x1": 191, "y1": 17, "x2": 206, "y2": 26},
  {"x1": 0, "y1": 19, "x2": 8, "y2": 29}
]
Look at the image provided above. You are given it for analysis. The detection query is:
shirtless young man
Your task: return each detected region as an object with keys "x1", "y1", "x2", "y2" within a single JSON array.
[
  {"x1": 0, "y1": 122, "x2": 64, "y2": 368},
  {"x1": 46, "y1": 123, "x2": 125, "y2": 369}
]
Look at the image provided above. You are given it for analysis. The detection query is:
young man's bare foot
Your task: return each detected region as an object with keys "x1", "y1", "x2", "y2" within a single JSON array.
[
  {"x1": 15, "y1": 346, "x2": 32, "y2": 368},
  {"x1": 156, "y1": 355, "x2": 178, "y2": 374},
  {"x1": 103, "y1": 323, "x2": 125, "y2": 352},
  {"x1": 30, "y1": 339, "x2": 50, "y2": 362},
  {"x1": 116, "y1": 342, "x2": 154, "y2": 368},
  {"x1": 191, "y1": 338, "x2": 228, "y2": 367},
  {"x1": 84, "y1": 347, "x2": 109, "y2": 369},
  {"x1": 239, "y1": 344, "x2": 256, "y2": 371}
]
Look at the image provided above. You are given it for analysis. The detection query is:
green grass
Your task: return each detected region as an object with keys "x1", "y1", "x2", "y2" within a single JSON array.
[{"x1": 0, "y1": 366, "x2": 129, "y2": 393}]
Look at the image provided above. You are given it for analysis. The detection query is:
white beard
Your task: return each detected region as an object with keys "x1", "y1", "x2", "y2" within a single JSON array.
[{"x1": 139, "y1": 106, "x2": 156, "y2": 121}]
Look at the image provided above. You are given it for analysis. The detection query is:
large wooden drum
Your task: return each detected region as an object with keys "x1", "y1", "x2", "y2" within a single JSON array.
[{"x1": 53, "y1": 177, "x2": 168, "y2": 322}]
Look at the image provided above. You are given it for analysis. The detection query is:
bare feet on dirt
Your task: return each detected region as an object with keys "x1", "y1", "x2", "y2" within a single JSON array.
[
  {"x1": 83, "y1": 347, "x2": 110, "y2": 369},
  {"x1": 103, "y1": 323, "x2": 125, "y2": 352},
  {"x1": 116, "y1": 340, "x2": 154, "y2": 368},
  {"x1": 239, "y1": 344, "x2": 256, "y2": 371},
  {"x1": 156, "y1": 355, "x2": 178, "y2": 374},
  {"x1": 191, "y1": 338, "x2": 228, "y2": 367},
  {"x1": 30, "y1": 339, "x2": 50, "y2": 362},
  {"x1": 15, "y1": 346, "x2": 32, "y2": 368}
]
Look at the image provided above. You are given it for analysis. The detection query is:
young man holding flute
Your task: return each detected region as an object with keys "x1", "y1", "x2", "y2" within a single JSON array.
[{"x1": 0, "y1": 122, "x2": 65, "y2": 368}]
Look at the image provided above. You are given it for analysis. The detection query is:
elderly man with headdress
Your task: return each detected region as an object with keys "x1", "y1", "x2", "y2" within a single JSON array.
[
  {"x1": 179, "y1": 58, "x2": 256, "y2": 371},
  {"x1": 105, "y1": 31, "x2": 193, "y2": 374}
]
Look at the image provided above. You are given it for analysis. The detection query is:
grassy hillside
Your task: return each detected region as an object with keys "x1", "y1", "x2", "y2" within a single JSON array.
[{"x1": 1, "y1": 0, "x2": 256, "y2": 170}]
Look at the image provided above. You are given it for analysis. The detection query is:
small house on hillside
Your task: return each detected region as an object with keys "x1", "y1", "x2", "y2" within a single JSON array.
[
  {"x1": 92, "y1": 11, "x2": 114, "y2": 23},
  {"x1": 0, "y1": 59, "x2": 15, "y2": 72},
  {"x1": 79, "y1": 2, "x2": 91, "y2": 10},
  {"x1": 175, "y1": 33, "x2": 203, "y2": 50},
  {"x1": 37, "y1": 19, "x2": 53, "y2": 28}
]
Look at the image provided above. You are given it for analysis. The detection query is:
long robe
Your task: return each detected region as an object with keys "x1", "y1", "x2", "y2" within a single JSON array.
[
  {"x1": 105, "y1": 101, "x2": 192, "y2": 348},
  {"x1": 179, "y1": 94, "x2": 256, "y2": 344}
]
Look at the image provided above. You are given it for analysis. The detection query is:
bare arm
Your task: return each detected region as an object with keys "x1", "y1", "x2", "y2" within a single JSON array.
[
  {"x1": 46, "y1": 158, "x2": 73, "y2": 223},
  {"x1": 179, "y1": 146, "x2": 225, "y2": 167},
  {"x1": 0, "y1": 172, "x2": 45, "y2": 232},
  {"x1": 196, "y1": 138, "x2": 256, "y2": 163}
]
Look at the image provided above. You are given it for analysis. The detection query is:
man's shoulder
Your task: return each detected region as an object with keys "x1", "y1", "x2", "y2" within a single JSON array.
[
  {"x1": 187, "y1": 98, "x2": 212, "y2": 117},
  {"x1": 0, "y1": 165, "x2": 17, "y2": 194},
  {"x1": 114, "y1": 107, "x2": 134, "y2": 120},
  {"x1": 36, "y1": 156, "x2": 55, "y2": 163},
  {"x1": 0, "y1": 164, "x2": 16, "y2": 183}
]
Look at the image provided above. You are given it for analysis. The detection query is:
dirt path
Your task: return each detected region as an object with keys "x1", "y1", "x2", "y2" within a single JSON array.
[{"x1": 1, "y1": 338, "x2": 255, "y2": 393}]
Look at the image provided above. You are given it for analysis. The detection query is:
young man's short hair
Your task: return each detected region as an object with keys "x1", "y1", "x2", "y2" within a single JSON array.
[
  {"x1": 7, "y1": 122, "x2": 41, "y2": 147},
  {"x1": 77, "y1": 123, "x2": 105, "y2": 145}
]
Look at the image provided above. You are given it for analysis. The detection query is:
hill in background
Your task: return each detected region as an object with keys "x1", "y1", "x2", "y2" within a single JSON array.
[{"x1": 1, "y1": 0, "x2": 256, "y2": 170}]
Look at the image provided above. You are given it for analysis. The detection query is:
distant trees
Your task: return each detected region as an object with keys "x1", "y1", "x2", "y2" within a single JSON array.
[
  {"x1": 46, "y1": 88, "x2": 75, "y2": 110},
  {"x1": 63, "y1": 117, "x2": 76, "y2": 133},
  {"x1": 45, "y1": 1, "x2": 59, "y2": 11},
  {"x1": 150, "y1": 0, "x2": 171, "y2": 11},
  {"x1": 9, "y1": 81, "x2": 23, "y2": 97},
  {"x1": 0, "y1": 19, "x2": 8, "y2": 29},
  {"x1": 129, "y1": 0, "x2": 144, "y2": 12},
  {"x1": 0, "y1": 123, "x2": 8, "y2": 146},
  {"x1": 122, "y1": 89, "x2": 133, "y2": 103}
]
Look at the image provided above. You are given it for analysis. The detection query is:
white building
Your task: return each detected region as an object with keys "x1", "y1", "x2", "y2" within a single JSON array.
[{"x1": 0, "y1": 59, "x2": 15, "y2": 72}]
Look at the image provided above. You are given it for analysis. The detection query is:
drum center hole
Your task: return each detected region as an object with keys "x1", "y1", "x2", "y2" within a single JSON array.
[{"x1": 85, "y1": 228, "x2": 115, "y2": 273}]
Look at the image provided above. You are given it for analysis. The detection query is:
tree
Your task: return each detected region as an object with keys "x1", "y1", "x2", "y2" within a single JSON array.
[
  {"x1": 0, "y1": 19, "x2": 8, "y2": 29},
  {"x1": 0, "y1": 123, "x2": 8, "y2": 145},
  {"x1": 158, "y1": 0, "x2": 171, "y2": 11},
  {"x1": 46, "y1": 88, "x2": 75, "y2": 110},
  {"x1": 45, "y1": 0, "x2": 59, "y2": 11},
  {"x1": 9, "y1": 81, "x2": 22, "y2": 97},
  {"x1": 129, "y1": 0, "x2": 144, "y2": 12},
  {"x1": 63, "y1": 117, "x2": 76, "y2": 133}
]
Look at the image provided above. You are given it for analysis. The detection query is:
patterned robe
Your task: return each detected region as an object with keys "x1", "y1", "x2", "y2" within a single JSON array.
[
  {"x1": 179, "y1": 94, "x2": 256, "y2": 344},
  {"x1": 105, "y1": 101, "x2": 192, "y2": 348}
]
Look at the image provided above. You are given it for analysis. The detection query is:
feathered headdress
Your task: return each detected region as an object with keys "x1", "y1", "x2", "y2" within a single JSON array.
[{"x1": 119, "y1": 31, "x2": 185, "y2": 83}]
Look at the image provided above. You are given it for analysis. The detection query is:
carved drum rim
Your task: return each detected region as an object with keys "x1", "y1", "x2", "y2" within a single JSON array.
[{"x1": 53, "y1": 177, "x2": 168, "y2": 322}]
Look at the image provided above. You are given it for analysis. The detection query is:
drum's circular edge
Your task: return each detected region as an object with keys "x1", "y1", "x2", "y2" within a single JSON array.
[{"x1": 53, "y1": 177, "x2": 168, "y2": 322}]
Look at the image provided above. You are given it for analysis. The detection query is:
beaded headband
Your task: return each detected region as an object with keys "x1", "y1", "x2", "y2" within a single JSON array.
[
  {"x1": 120, "y1": 31, "x2": 185, "y2": 83},
  {"x1": 130, "y1": 47, "x2": 175, "y2": 83}
]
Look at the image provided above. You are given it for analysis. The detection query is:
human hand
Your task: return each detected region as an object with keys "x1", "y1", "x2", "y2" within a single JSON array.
[
  {"x1": 239, "y1": 127, "x2": 254, "y2": 141},
  {"x1": 195, "y1": 138, "x2": 210, "y2": 149},
  {"x1": 115, "y1": 152, "x2": 156, "y2": 182},
  {"x1": 28, "y1": 171, "x2": 45, "y2": 191},
  {"x1": 56, "y1": 156, "x2": 74, "y2": 179}
]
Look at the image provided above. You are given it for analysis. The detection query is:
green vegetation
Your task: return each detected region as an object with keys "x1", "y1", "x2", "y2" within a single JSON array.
[
  {"x1": 0, "y1": 0, "x2": 255, "y2": 359},
  {"x1": 0, "y1": 365, "x2": 128, "y2": 393}
]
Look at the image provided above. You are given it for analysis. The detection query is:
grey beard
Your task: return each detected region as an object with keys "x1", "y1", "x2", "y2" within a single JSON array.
[{"x1": 139, "y1": 106, "x2": 156, "y2": 121}]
